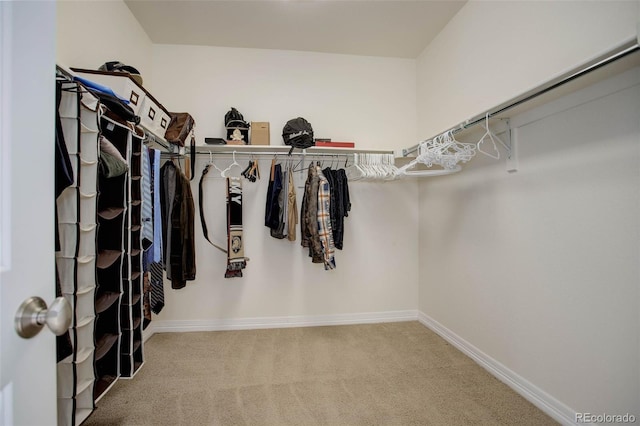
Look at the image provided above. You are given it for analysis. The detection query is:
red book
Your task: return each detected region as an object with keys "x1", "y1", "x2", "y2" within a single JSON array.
[{"x1": 315, "y1": 141, "x2": 355, "y2": 148}]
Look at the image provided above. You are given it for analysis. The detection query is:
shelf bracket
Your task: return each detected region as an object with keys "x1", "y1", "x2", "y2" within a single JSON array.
[{"x1": 504, "y1": 118, "x2": 518, "y2": 173}]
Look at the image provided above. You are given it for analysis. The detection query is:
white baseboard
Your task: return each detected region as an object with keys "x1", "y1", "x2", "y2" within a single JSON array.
[
  {"x1": 151, "y1": 310, "x2": 419, "y2": 334},
  {"x1": 417, "y1": 311, "x2": 578, "y2": 426}
]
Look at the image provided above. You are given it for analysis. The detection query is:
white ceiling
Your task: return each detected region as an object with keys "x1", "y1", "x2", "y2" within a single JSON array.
[{"x1": 124, "y1": 0, "x2": 467, "y2": 59}]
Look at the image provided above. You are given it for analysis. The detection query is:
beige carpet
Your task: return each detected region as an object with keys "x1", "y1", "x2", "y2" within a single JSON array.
[{"x1": 84, "y1": 321, "x2": 557, "y2": 425}]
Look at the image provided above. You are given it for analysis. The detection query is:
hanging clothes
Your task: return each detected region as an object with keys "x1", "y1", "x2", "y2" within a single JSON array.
[
  {"x1": 300, "y1": 163, "x2": 323, "y2": 263},
  {"x1": 160, "y1": 160, "x2": 196, "y2": 289},
  {"x1": 316, "y1": 167, "x2": 336, "y2": 270},
  {"x1": 149, "y1": 149, "x2": 165, "y2": 314},
  {"x1": 270, "y1": 164, "x2": 287, "y2": 239},
  {"x1": 286, "y1": 167, "x2": 298, "y2": 242},
  {"x1": 265, "y1": 161, "x2": 283, "y2": 231},
  {"x1": 322, "y1": 167, "x2": 351, "y2": 250}
]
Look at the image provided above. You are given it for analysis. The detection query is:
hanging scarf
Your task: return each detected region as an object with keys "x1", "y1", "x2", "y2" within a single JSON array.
[{"x1": 225, "y1": 177, "x2": 247, "y2": 278}]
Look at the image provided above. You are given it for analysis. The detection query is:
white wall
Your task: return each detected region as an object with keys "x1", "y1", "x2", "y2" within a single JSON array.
[
  {"x1": 419, "y1": 66, "x2": 640, "y2": 419},
  {"x1": 150, "y1": 45, "x2": 419, "y2": 326},
  {"x1": 151, "y1": 44, "x2": 417, "y2": 151},
  {"x1": 416, "y1": 0, "x2": 639, "y2": 139},
  {"x1": 56, "y1": 0, "x2": 153, "y2": 89}
]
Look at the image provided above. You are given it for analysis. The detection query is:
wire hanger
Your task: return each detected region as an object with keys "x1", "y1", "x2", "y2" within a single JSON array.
[
  {"x1": 221, "y1": 151, "x2": 241, "y2": 177},
  {"x1": 477, "y1": 113, "x2": 509, "y2": 160}
]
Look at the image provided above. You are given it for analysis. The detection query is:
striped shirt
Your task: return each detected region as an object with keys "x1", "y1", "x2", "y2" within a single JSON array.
[{"x1": 316, "y1": 167, "x2": 336, "y2": 270}]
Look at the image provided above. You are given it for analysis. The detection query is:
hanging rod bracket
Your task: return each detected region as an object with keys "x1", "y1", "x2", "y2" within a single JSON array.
[{"x1": 504, "y1": 119, "x2": 518, "y2": 173}]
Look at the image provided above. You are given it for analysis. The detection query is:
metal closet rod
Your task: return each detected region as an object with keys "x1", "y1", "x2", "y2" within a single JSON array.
[
  {"x1": 403, "y1": 38, "x2": 640, "y2": 157},
  {"x1": 192, "y1": 150, "x2": 359, "y2": 157}
]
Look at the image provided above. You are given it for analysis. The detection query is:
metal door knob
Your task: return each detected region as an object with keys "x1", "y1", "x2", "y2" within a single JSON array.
[{"x1": 15, "y1": 296, "x2": 72, "y2": 338}]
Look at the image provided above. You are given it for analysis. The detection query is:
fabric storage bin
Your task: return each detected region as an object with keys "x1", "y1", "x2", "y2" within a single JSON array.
[
  {"x1": 74, "y1": 384, "x2": 95, "y2": 424},
  {"x1": 60, "y1": 120, "x2": 79, "y2": 155},
  {"x1": 56, "y1": 255, "x2": 96, "y2": 295},
  {"x1": 72, "y1": 69, "x2": 146, "y2": 115},
  {"x1": 56, "y1": 380, "x2": 94, "y2": 426},
  {"x1": 97, "y1": 258, "x2": 123, "y2": 292},
  {"x1": 73, "y1": 287, "x2": 96, "y2": 324},
  {"x1": 78, "y1": 191, "x2": 98, "y2": 226},
  {"x1": 75, "y1": 352, "x2": 95, "y2": 395},
  {"x1": 78, "y1": 223, "x2": 97, "y2": 258},
  {"x1": 58, "y1": 189, "x2": 97, "y2": 225},
  {"x1": 78, "y1": 157, "x2": 98, "y2": 192},
  {"x1": 156, "y1": 109, "x2": 171, "y2": 138},
  {"x1": 67, "y1": 154, "x2": 98, "y2": 191},
  {"x1": 57, "y1": 188, "x2": 78, "y2": 223},
  {"x1": 57, "y1": 223, "x2": 95, "y2": 259},
  {"x1": 76, "y1": 255, "x2": 96, "y2": 294},
  {"x1": 56, "y1": 347, "x2": 94, "y2": 398},
  {"x1": 58, "y1": 89, "x2": 79, "y2": 120},
  {"x1": 56, "y1": 354, "x2": 75, "y2": 399},
  {"x1": 98, "y1": 215, "x2": 125, "y2": 251},
  {"x1": 55, "y1": 256, "x2": 75, "y2": 294},
  {"x1": 80, "y1": 90, "x2": 100, "y2": 113},
  {"x1": 57, "y1": 397, "x2": 74, "y2": 426},
  {"x1": 57, "y1": 223, "x2": 78, "y2": 258},
  {"x1": 97, "y1": 175, "x2": 126, "y2": 211},
  {"x1": 80, "y1": 132, "x2": 99, "y2": 163},
  {"x1": 139, "y1": 95, "x2": 170, "y2": 139},
  {"x1": 76, "y1": 316, "x2": 95, "y2": 353}
]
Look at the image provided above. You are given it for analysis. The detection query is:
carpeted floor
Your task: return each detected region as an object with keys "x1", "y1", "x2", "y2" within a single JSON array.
[{"x1": 84, "y1": 321, "x2": 557, "y2": 425}]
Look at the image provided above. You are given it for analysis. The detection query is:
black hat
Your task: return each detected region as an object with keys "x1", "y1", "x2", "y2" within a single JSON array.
[
  {"x1": 99, "y1": 61, "x2": 143, "y2": 86},
  {"x1": 282, "y1": 117, "x2": 314, "y2": 152}
]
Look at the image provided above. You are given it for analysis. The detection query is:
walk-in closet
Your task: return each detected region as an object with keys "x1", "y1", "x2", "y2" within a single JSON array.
[{"x1": 1, "y1": 1, "x2": 638, "y2": 425}]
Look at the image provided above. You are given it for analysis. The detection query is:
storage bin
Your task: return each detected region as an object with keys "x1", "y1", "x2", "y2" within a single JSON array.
[
  {"x1": 56, "y1": 255, "x2": 96, "y2": 294},
  {"x1": 73, "y1": 287, "x2": 96, "y2": 324},
  {"x1": 56, "y1": 348, "x2": 94, "y2": 398},
  {"x1": 78, "y1": 191, "x2": 98, "y2": 226},
  {"x1": 139, "y1": 95, "x2": 170, "y2": 139},
  {"x1": 57, "y1": 187, "x2": 78, "y2": 223},
  {"x1": 80, "y1": 131, "x2": 98, "y2": 163},
  {"x1": 77, "y1": 224, "x2": 97, "y2": 258},
  {"x1": 75, "y1": 316, "x2": 96, "y2": 353},
  {"x1": 71, "y1": 69, "x2": 146, "y2": 116}
]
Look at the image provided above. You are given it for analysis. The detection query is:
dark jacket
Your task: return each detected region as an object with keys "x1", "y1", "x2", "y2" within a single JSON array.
[
  {"x1": 160, "y1": 161, "x2": 196, "y2": 289},
  {"x1": 322, "y1": 168, "x2": 351, "y2": 250}
]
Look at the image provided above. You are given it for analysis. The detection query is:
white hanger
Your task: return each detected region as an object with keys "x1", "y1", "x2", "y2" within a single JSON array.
[
  {"x1": 221, "y1": 151, "x2": 242, "y2": 177},
  {"x1": 477, "y1": 113, "x2": 509, "y2": 160}
]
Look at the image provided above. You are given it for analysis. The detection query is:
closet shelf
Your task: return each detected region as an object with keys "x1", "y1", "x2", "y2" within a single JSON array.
[
  {"x1": 123, "y1": 293, "x2": 142, "y2": 306},
  {"x1": 123, "y1": 317, "x2": 142, "y2": 331},
  {"x1": 94, "y1": 334, "x2": 119, "y2": 361},
  {"x1": 98, "y1": 207, "x2": 125, "y2": 220},
  {"x1": 191, "y1": 144, "x2": 393, "y2": 156},
  {"x1": 96, "y1": 250, "x2": 122, "y2": 269},
  {"x1": 76, "y1": 379, "x2": 94, "y2": 395},
  {"x1": 94, "y1": 375, "x2": 117, "y2": 401},
  {"x1": 95, "y1": 291, "x2": 121, "y2": 314},
  {"x1": 76, "y1": 284, "x2": 95, "y2": 296}
]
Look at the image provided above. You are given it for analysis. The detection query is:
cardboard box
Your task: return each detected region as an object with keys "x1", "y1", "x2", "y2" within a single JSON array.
[{"x1": 251, "y1": 122, "x2": 270, "y2": 145}]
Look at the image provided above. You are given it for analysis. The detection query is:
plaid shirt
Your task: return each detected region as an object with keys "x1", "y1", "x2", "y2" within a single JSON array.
[{"x1": 316, "y1": 167, "x2": 336, "y2": 270}]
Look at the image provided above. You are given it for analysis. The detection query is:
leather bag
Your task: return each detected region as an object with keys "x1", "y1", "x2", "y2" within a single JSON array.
[{"x1": 165, "y1": 112, "x2": 195, "y2": 147}]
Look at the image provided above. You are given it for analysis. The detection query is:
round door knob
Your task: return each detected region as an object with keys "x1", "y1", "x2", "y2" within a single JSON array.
[{"x1": 15, "y1": 296, "x2": 72, "y2": 339}]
